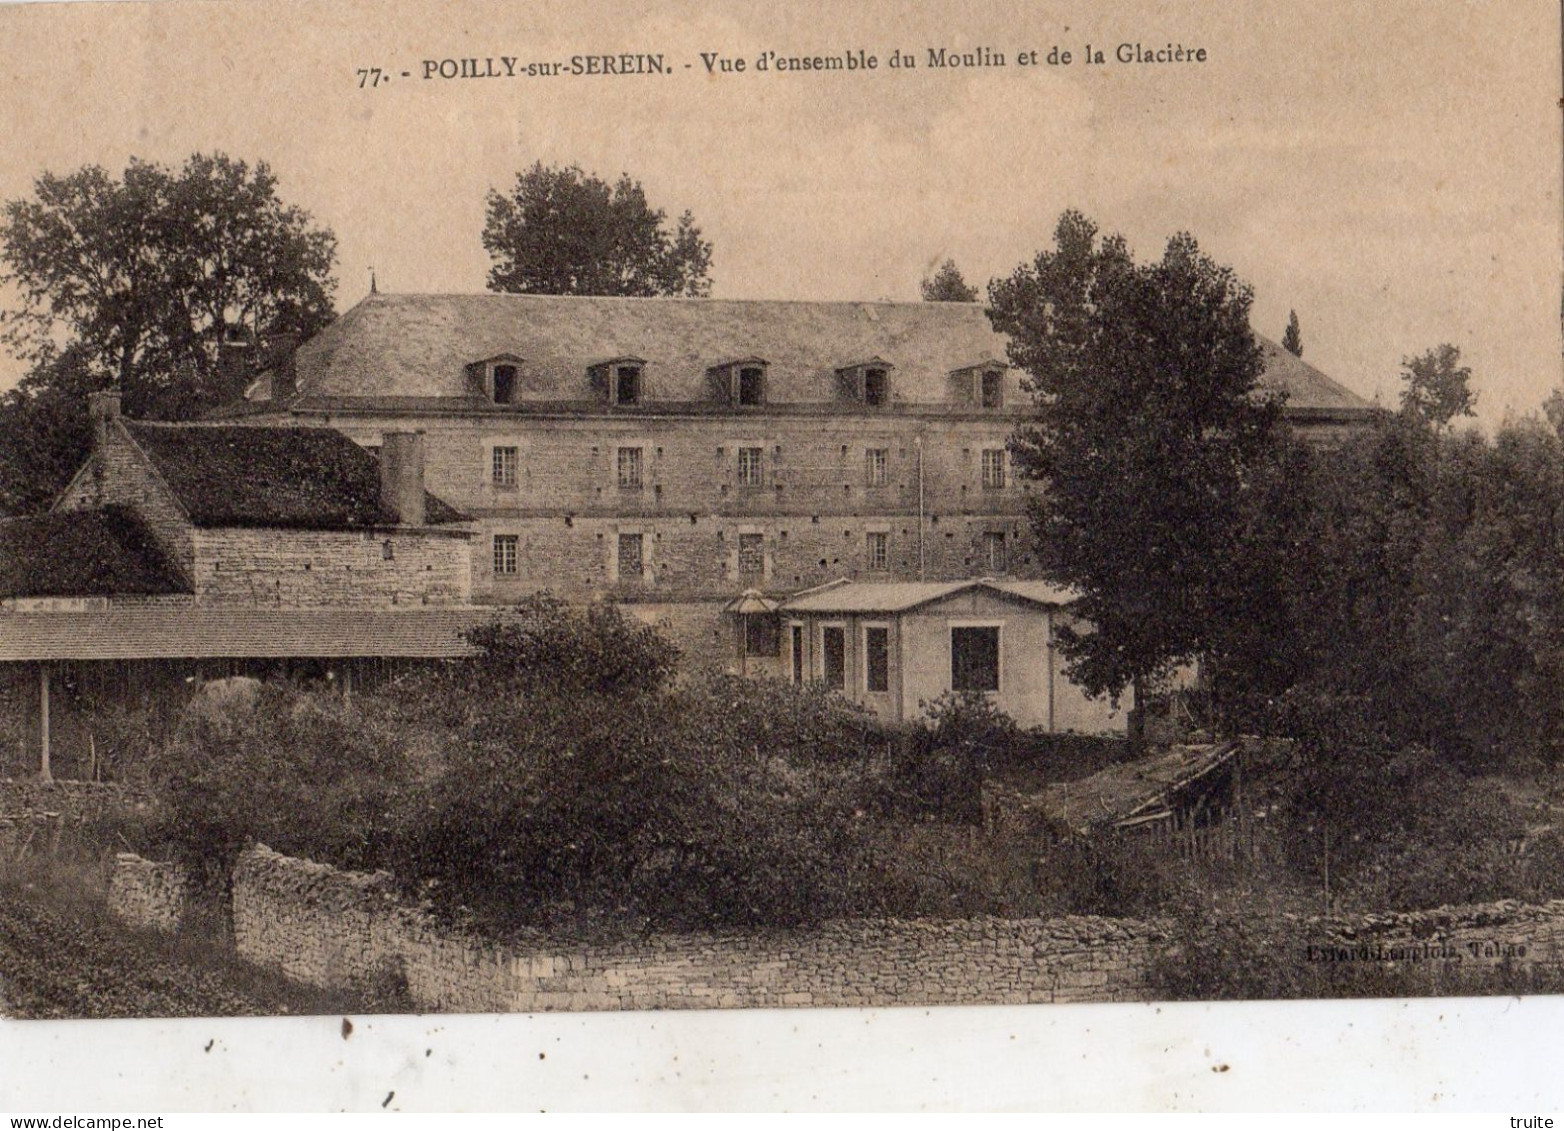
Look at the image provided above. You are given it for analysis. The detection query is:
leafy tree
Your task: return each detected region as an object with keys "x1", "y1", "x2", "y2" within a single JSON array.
[
  {"x1": 989, "y1": 210, "x2": 1288, "y2": 708},
  {"x1": 1282, "y1": 310, "x2": 1303, "y2": 357},
  {"x1": 482, "y1": 163, "x2": 713, "y2": 298},
  {"x1": 1, "y1": 153, "x2": 336, "y2": 413},
  {"x1": 1399, "y1": 343, "x2": 1475, "y2": 429},
  {"x1": 0, "y1": 154, "x2": 337, "y2": 513},
  {"x1": 920, "y1": 259, "x2": 979, "y2": 302},
  {"x1": 1545, "y1": 388, "x2": 1564, "y2": 437}
]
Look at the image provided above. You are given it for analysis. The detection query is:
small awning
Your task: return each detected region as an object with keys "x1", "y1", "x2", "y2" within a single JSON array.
[{"x1": 724, "y1": 589, "x2": 780, "y2": 615}]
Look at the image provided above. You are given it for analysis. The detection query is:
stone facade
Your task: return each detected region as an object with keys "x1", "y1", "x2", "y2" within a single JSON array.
[
  {"x1": 323, "y1": 413, "x2": 1029, "y2": 605},
  {"x1": 188, "y1": 526, "x2": 469, "y2": 608},
  {"x1": 56, "y1": 417, "x2": 196, "y2": 580},
  {"x1": 52, "y1": 414, "x2": 471, "y2": 609}
]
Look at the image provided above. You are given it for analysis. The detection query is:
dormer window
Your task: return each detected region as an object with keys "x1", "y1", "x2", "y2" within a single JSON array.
[
  {"x1": 615, "y1": 365, "x2": 642, "y2": 406},
  {"x1": 837, "y1": 358, "x2": 895, "y2": 409},
  {"x1": 493, "y1": 364, "x2": 518, "y2": 405},
  {"x1": 864, "y1": 368, "x2": 888, "y2": 407},
  {"x1": 469, "y1": 354, "x2": 527, "y2": 404},
  {"x1": 709, "y1": 357, "x2": 770, "y2": 407},
  {"x1": 738, "y1": 367, "x2": 765, "y2": 406},
  {"x1": 590, "y1": 356, "x2": 648, "y2": 407},
  {"x1": 951, "y1": 361, "x2": 1007, "y2": 409},
  {"x1": 981, "y1": 369, "x2": 1003, "y2": 409}
]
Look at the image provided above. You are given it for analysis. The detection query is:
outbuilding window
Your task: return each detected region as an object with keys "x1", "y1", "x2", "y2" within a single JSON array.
[
  {"x1": 822, "y1": 625, "x2": 846, "y2": 690},
  {"x1": 864, "y1": 625, "x2": 889, "y2": 693},
  {"x1": 951, "y1": 625, "x2": 1000, "y2": 692}
]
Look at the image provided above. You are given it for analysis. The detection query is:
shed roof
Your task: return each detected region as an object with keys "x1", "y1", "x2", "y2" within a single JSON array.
[
  {"x1": 244, "y1": 292, "x2": 1373, "y2": 415},
  {"x1": 0, "y1": 508, "x2": 190, "y2": 599},
  {"x1": 779, "y1": 578, "x2": 1078, "y2": 614},
  {"x1": 122, "y1": 422, "x2": 466, "y2": 529},
  {"x1": 1035, "y1": 742, "x2": 1237, "y2": 834},
  {"x1": 0, "y1": 607, "x2": 506, "y2": 662}
]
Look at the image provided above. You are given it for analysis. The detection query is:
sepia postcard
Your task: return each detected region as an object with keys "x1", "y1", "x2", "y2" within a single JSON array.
[{"x1": 0, "y1": 0, "x2": 1561, "y2": 1112}]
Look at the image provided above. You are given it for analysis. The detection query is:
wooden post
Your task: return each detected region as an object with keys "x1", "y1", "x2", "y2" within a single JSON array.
[{"x1": 38, "y1": 663, "x2": 51, "y2": 782}]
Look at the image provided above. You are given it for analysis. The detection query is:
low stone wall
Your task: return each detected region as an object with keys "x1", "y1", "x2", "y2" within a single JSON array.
[
  {"x1": 1315, "y1": 900, "x2": 1564, "y2": 975},
  {"x1": 107, "y1": 852, "x2": 188, "y2": 932},
  {"x1": 0, "y1": 779, "x2": 151, "y2": 860},
  {"x1": 0, "y1": 778, "x2": 150, "y2": 825},
  {"x1": 107, "y1": 844, "x2": 1564, "y2": 1009},
  {"x1": 230, "y1": 844, "x2": 1167, "y2": 1012}
]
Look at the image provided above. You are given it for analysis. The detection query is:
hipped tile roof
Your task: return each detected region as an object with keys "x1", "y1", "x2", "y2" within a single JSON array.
[
  {"x1": 123, "y1": 422, "x2": 466, "y2": 529},
  {"x1": 0, "y1": 508, "x2": 189, "y2": 599},
  {"x1": 251, "y1": 293, "x2": 1373, "y2": 415}
]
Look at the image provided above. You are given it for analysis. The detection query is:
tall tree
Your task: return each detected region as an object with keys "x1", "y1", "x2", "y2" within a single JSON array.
[
  {"x1": 0, "y1": 153, "x2": 337, "y2": 513},
  {"x1": 1, "y1": 153, "x2": 336, "y2": 417},
  {"x1": 482, "y1": 163, "x2": 713, "y2": 298},
  {"x1": 1282, "y1": 310, "x2": 1303, "y2": 357},
  {"x1": 920, "y1": 259, "x2": 979, "y2": 302},
  {"x1": 989, "y1": 211, "x2": 1288, "y2": 708},
  {"x1": 1399, "y1": 343, "x2": 1476, "y2": 429}
]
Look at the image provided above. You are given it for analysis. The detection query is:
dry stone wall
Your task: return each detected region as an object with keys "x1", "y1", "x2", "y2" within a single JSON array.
[
  {"x1": 107, "y1": 845, "x2": 1564, "y2": 1010},
  {"x1": 228, "y1": 844, "x2": 1166, "y2": 1011},
  {"x1": 107, "y1": 853, "x2": 188, "y2": 932}
]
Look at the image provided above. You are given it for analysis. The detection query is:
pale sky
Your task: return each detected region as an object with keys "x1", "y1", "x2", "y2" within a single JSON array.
[{"x1": 1, "y1": 0, "x2": 1559, "y2": 423}]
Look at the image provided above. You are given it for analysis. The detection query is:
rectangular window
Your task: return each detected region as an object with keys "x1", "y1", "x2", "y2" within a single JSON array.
[
  {"x1": 822, "y1": 625, "x2": 846, "y2": 690},
  {"x1": 492, "y1": 534, "x2": 518, "y2": 577},
  {"x1": 865, "y1": 447, "x2": 888, "y2": 487},
  {"x1": 615, "y1": 366, "x2": 642, "y2": 405},
  {"x1": 492, "y1": 446, "x2": 518, "y2": 487},
  {"x1": 738, "y1": 532, "x2": 765, "y2": 579},
  {"x1": 866, "y1": 531, "x2": 889, "y2": 571},
  {"x1": 981, "y1": 448, "x2": 1007, "y2": 489},
  {"x1": 617, "y1": 533, "x2": 643, "y2": 579},
  {"x1": 745, "y1": 615, "x2": 781, "y2": 657},
  {"x1": 863, "y1": 368, "x2": 888, "y2": 407},
  {"x1": 983, "y1": 531, "x2": 1007, "y2": 573},
  {"x1": 737, "y1": 446, "x2": 764, "y2": 487},
  {"x1": 617, "y1": 446, "x2": 644, "y2": 490},
  {"x1": 493, "y1": 364, "x2": 518, "y2": 404},
  {"x1": 864, "y1": 626, "x2": 889, "y2": 693},
  {"x1": 951, "y1": 626, "x2": 1000, "y2": 692},
  {"x1": 738, "y1": 367, "x2": 765, "y2": 406},
  {"x1": 791, "y1": 624, "x2": 805, "y2": 684},
  {"x1": 981, "y1": 370, "x2": 1003, "y2": 409}
]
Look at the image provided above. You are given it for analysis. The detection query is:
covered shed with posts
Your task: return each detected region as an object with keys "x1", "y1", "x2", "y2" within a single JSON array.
[{"x1": 985, "y1": 741, "x2": 1247, "y2": 859}]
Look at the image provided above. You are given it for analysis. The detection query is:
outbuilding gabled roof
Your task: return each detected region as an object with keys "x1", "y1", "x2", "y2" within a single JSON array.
[
  {"x1": 0, "y1": 507, "x2": 190, "y2": 599},
  {"x1": 779, "y1": 578, "x2": 1078, "y2": 615},
  {"x1": 122, "y1": 422, "x2": 466, "y2": 529},
  {"x1": 244, "y1": 292, "x2": 1373, "y2": 416}
]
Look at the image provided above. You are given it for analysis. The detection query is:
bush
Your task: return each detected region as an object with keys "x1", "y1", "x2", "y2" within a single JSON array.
[
  {"x1": 399, "y1": 672, "x2": 888, "y2": 932},
  {"x1": 147, "y1": 681, "x2": 431, "y2": 876}
]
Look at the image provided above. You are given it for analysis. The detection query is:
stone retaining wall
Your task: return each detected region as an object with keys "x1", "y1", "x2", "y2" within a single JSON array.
[
  {"x1": 107, "y1": 845, "x2": 1564, "y2": 1010},
  {"x1": 107, "y1": 852, "x2": 188, "y2": 932},
  {"x1": 228, "y1": 844, "x2": 1166, "y2": 1012}
]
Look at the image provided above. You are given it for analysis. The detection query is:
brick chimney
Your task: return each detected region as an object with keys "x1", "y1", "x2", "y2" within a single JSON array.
[
  {"x1": 261, "y1": 333, "x2": 301, "y2": 402},
  {"x1": 379, "y1": 431, "x2": 426, "y2": 526},
  {"x1": 87, "y1": 390, "x2": 122, "y2": 448}
]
